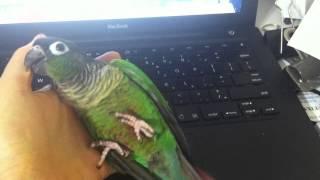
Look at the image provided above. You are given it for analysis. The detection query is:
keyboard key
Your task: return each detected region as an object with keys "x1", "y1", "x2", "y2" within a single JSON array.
[
  {"x1": 151, "y1": 48, "x2": 158, "y2": 54},
  {"x1": 176, "y1": 79, "x2": 197, "y2": 90},
  {"x1": 239, "y1": 101, "x2": 255, "y2": 109},
  {"x1": 156, "y1": 80, "x2": 177, "y2": 92},
  {"x1": 219, "y1": 42, "x2": 230, "y2": 49},
  {"x1": 262, "y1": 106, "x2": 279, "y2": 115},
  {"x1": 168, "y1": 47, "x2": 177, "y2": 53},
  {"x1": 94, "y1": 51, "x2": 102, "y2": 57},
  {"x1": 224, "y1": 111, "x2": 241, "y2": 119},
  {"x1": 259, "y1": 90, "x2": 271, "y2": 98},
  {"x1": 243, "y1": 108, "x2": 259, "y2": 116},
  {"x1": 144, "y1": 58, "x2": 157, "y2": 67},
  {"x1": 210, "y1": 88, "x2": 230, "y2": 102},
  {"x1": 172, "y1": 67, "x2": 183, "y2": 76},
  {"x1": 159, "y1": 57, "x2": 173, "y2": 67},
  {"x1": 183, "y1": 46, "x2": 194, "y2": 56},
  {"x1": 135, "y1": 56, "x2": 157, "y2": 68},
  {"x1": 194, "y1": 45, "x2": 212, "y2": 56},
  {"x1": 208, "y1": 53, "x2": 224, "y2": 62},
  {"x1": 32, "y1": 75, "x2": 52, "y2": 90},
  {"x1": 197, "y1": 76, "x2": 215, "y2": 89},
  {"x1": 169, "y1": 92, "x2": 190, "y2": 105},
  {"x1": 201, "y1": 103, "x2": 240, "y2": 120},
  {"x1": 168, "y1": 66, "x2": 188, "y2": 77},
  {"x1": 197, "y1": 57, "x2": 210, "y2": 64},
  {"x1": 213, "y1": 75, "x2": 233, "y2": 87},
  {"x1": 239, "y1": 54, "x2": 251, "y2": 61},
  {"x1": 226, "y1": 62, "x2": 240, "y2": 73},
  {"x1": 123, "y1": 49, "x2": 133, "y2": 58},
  {"x1": 239, "y1": 41, "x2": 248, "y2": 49},
  {"x1": 175, "y1": 106, "x2": 201, "y2": 122},
  {"x1": 200, "y1": 105, "x2": 220, "y2": 120},
  {"x1": 229, "y1": 86, "x2": 271, "y2": 100},
  {"x1": 143, "y1": 69, "x2": 166, "y2": 79},
  {"x1": 240, "y1": 61, "x2": 256, "y2": 72},
  {"x1": 186, "y1": 64, "x2": 211, "y2": 76},
  {"x1": 85, "y1": 52, "x2": 93, "y2": 57},
  {"x1": 232, "y1": 73, "x2": 251, "y2": 86},
  {"x1": 239, "y1": 52, "x2": 250, "y2": 58},
  {"x1": 212, "y1": 63, "x2": 228, "y2": 74},
  {"x1": 232, "y1": 73, "x2": 263, "y2": 86},
  {"x1": 190, "y1": 90, "x2": 211, "y2": 103},
  {"x1": 208, "y1": 102, "x2": 241, "y2": 119},
  {"x1": 176, "y1": 55, "x2": 191, "y2": 64},
  {"x1": 191, "y1": 53, "x2": 203, "y2": 60},
  {"x1": 185, "y1": 65, "x2": 202, "y2": 76},
  {"x1": 251, "y1": 77, "x2": 264, "y2": 85}
]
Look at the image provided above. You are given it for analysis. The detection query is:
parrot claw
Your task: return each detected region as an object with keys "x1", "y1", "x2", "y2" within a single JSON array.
[
  {"x1": 91, "y1": 140, "x2": 129, "y2": 168},
  {"x1": 115, "y1": 112, "x2": 155, "y2": 141}
]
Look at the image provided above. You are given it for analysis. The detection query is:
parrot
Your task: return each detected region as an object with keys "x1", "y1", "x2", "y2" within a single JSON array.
[{"x1": 24, "y1": 37, "x2": 202, "y2": 180}]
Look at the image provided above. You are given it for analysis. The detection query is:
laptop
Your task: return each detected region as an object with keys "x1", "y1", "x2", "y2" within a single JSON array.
[{"x1": 1, "y1": 0, "x2": 320, "y2": 179}]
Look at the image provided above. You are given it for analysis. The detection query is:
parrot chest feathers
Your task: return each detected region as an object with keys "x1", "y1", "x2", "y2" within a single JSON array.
[{"x1": 57, "y1": 63, "x2": 124, "y2": 109}]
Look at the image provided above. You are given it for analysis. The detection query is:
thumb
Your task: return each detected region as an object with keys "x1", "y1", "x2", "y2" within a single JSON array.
[{"x1": 1, "y1": 34, "x2": 46, "y2": 92}]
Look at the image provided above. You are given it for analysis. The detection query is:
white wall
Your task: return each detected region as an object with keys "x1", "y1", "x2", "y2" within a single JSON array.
[
  {"x1": 256, "y1": 0, "x2": 315, "y2": 30},
  {"x1": 307, "y1": 0, "x2": 315, "y2": 9}
]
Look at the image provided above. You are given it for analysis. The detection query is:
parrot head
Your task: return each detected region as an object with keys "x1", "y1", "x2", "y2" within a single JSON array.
[{"x1": 25, "y1": 37, "x2": 89, "y2": 82}]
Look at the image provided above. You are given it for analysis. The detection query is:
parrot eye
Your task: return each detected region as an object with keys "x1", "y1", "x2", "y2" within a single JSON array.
[
  {"x1": 49, "y1": 41, "x2": 69, "y2": 56},
  {"x1": 56, "y1": 43, "x2": 65, "y2": 52}
]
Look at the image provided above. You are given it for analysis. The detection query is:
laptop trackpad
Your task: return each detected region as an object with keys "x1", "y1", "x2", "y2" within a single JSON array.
[{"x1": 182, "y1": 122, "x2": 274, "y2": 180}]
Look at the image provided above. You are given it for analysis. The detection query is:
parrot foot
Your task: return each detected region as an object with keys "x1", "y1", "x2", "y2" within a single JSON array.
[
  {"x1": 91, "y1": 140, "x2": 129, "y2": 168},
  {"x1": 115, "y1": 112, "x2": 154, "y2": 141}
]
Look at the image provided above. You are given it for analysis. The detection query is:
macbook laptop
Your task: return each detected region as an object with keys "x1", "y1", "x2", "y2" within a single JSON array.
[{"x1": 1, "y1": 0, "x2": 320, "y2": 179}]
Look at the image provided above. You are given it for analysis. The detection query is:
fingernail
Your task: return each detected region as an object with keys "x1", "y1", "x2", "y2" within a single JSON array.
[
  {"x1": 95, "y1": 51, "x2": 121, "y2": 61},
  {"x1": 35, "y1": 33, "x2": 47, "y2": 39},
  {"x1": 29, "y1": 34, "x2": 47, "y2": 45}
]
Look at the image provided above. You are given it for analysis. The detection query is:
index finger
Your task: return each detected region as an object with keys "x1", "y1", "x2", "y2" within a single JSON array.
[
  {"x1": 1, "y1": 34, "x2": 46, "y2": 91},
  {"x1": 4, "y1": 34, "x2": 46, "y2": 74}
]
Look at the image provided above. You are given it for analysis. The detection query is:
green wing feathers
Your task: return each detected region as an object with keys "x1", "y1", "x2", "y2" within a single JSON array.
[
  {"x1": 109, "y1": 59, "x2": 191, "y2": 157},
  {"x1": 109, "y1": 59, "x2": 202, "y2": 179}
]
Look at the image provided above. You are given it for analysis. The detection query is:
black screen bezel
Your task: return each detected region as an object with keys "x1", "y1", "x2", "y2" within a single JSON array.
[{"x1": 0, "y1": 0, "x2": 257, "y2": 48}]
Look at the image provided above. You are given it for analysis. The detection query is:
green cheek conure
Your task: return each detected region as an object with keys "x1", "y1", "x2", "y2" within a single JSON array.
[{"x1": 25, "y1": 37, "x2": 202, "y2": 180}]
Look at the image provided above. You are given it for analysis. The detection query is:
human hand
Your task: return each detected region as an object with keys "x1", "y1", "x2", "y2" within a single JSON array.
[{"x1": 0, "y1": 35, "x2": 120, "y2": 180}]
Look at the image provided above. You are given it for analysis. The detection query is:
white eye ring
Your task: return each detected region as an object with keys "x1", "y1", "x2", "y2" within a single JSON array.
[{"x1": 49, "y1": 41, "x2": 69, "y2": 56}]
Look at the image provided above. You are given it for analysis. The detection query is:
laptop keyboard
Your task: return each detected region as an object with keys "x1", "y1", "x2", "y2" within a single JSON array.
[
  {"x1": 113, "y1": 41, "x2": 279, "y2": 124},
  {"x1": 0, "y1": 40, "x2": 279, "y2": 125},
  {"x1": 117, "y1": 41, "x2": 279, "y2": 124}
]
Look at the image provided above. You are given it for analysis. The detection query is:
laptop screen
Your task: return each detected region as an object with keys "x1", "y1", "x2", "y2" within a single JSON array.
[{"x1": 0, "y1": 0, "x2": 242, "y2": 25}]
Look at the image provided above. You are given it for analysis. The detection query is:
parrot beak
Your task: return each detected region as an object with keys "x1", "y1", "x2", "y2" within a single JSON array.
[{"x1": 25, "y1": 45, "x2": 48, "y2": 75}]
